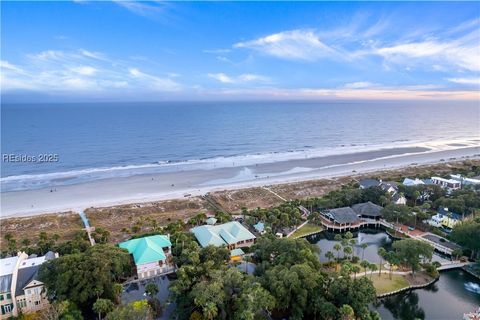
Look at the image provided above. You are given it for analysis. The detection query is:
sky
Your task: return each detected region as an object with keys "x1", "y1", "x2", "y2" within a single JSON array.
[{"x1": 1, "y1": 1, "x2": 479, "y2": 102}]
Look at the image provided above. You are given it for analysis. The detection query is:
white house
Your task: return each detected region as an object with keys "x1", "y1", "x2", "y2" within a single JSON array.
[
  {"x1": 431, "y1": 177, "x2": 461, "y2": 191},
  {"x1": 0, "y1": 251, "x2": 58, "y2": 318}
]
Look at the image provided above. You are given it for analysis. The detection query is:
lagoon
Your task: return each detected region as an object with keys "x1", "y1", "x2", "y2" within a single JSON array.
[{"x1": 307, "y1": 229, "x2": 480, "y2": 319}]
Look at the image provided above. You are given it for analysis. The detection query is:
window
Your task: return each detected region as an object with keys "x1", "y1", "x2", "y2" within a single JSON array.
[
  {"x1": 35, "y1": 301, "x2": 40, "y2": 305},
  {"x1": 6, "y1": 293, "x2": 11, "y2": 299},
  {"x1": 1, "y1": 304, "x2": 13, "y2": 315},
  {"x1": 26, "y1": 289, "x2": 31, "y2": 295},
  {"x1": 0, "y1": 294, "x2": 3, "y2": 301}
]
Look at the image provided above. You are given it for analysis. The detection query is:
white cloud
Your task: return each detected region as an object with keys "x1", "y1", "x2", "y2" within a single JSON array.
[
  {"x1": 208, "y1": 73, "x2": 271, "y2": 84},
  {"x1": 447, "y1": 77, "x2": 480, "y2": 85},
  {"x1": 113, "y1": 0, "x2": 166, "y2": 17},
  {"x1": 208, "y1": 73, "x2": 234, "y2": 83},
  {"x1": 2, "y1": 49, "x2": 181, "y2": 93},
  {"x1": 344, "y1": 82, "x2": 376, "y2": 89},
  {"x1": 70, "y1": 66, "x2": 97, "y2": 76},
  {"x1": 128, "y1": 68, "x2": 180, "y2": 91},
  {"x1": 371, "y1": 31, "x2": 480, "y2": 72},
  {"x1": 234, "y1": 29, "x2": 336, "y2": 61}
]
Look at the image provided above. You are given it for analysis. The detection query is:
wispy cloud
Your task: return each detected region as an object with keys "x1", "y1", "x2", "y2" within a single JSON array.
[
  {"x1": 1, "y1": 49, "x2": 181, "y2": 93},
  {"x1": 234, "y1": 29, "x2": 336, "y2": 61},
  {"x1": 447, "y1": 77, "x2": 480, "y2": 85},
  {"x1": 371, "y1": 32, "x2": 480, "y2": 72},
  {"x1": 208, "y1": 72, "x2": 271, "y2": 84},
  {"x1": 113, "y1": 0, "x2": 166, "y2": 17}
]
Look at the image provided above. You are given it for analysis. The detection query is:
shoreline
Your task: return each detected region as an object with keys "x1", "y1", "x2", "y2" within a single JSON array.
[{"x1": 1, "y1": 145, "x2": 479, "y2": 218}]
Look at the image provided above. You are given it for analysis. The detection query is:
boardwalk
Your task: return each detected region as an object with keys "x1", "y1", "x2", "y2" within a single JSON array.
[{"x1": 78, "y1": 210, "x2": 95, "y2": 246}]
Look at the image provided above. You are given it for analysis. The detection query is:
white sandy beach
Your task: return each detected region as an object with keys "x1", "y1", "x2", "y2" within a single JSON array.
[{"x1": 1, "y1": 146, "x2": 479, "y2": 218}]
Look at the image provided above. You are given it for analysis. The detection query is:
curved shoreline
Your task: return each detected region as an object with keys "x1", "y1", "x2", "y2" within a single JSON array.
[
  {"x1": 377, "y1": 276, "x2": 439, "y2": 298},
  {"x1": 2, "y1": 146, "x2": 479, "y2": 218}
]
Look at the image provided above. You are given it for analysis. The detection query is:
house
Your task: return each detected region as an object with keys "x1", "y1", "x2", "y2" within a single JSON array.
[
  {"x1": 403, "y1": 178, "x2": 425, "y2": 186},
  {"x1": 324, "y1": 207, "x2": 361, "y2": 227},
  {"x1": 206, "y1": 217, "x2": 218, "y2": 225},
  {"x1": 392, "y1": 193, "x2": 407, "y2": 205},
  {"x1": 380, "y1": 181, "x2": 399, "y2": 194},
  {"x1": 253, "y1": 222, "x2": 266, "y2": 235},
  {"x1": 0, "y1": 251, "x2": 58, "y2": 318},
  {"x1": 191, "y1": 221, "x2": 256, "y2": 251},
  {"x1": 351, "y1": 202, "x2": 383, "y2": 220},
  {"x1": 426, "y1": 207, "x2": 462, "y2": 229},
  {"x1": 450, "y1": 174, "x2": 480, "y2": 186},
  {"x1": 431, "y1": 177, "x2": 461, "y2": 191},
  {"x1": 358, "y1": 179, "x2": 380, "y2": 189},
  {"x1": 119, "y1": 235, "x2": 173, "y2": 280},
  {"x1": 230, "y1": 248, "x2": 245, "y2": 262}
]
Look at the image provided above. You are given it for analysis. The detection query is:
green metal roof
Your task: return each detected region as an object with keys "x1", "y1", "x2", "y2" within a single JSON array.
[
  {"x1": 230, "y1": 248, "x2": 245, "y2": 257},
  {"x1": 191, "y1": 221, "x2": 256, "y2": 248},
  {"x1": 119, "y1": 235, "x2": 171, "y2": 265}
]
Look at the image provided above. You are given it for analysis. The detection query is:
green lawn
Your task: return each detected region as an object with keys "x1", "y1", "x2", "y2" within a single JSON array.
[
  {"x1": 370, "y1": 273, "x2": 410, "y2": 295},
  {"x1": 290, "y1": 223, "x2": 323, "y2": 239}
]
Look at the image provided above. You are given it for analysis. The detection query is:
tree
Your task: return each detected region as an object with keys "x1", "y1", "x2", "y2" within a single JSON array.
[
  {"x1": 360, "y1": 260, "x2": 370, "y2": 277},
  {"x1": 144, "y1": 283, "x2": 159, "y2": 299},
  {"x1": 39, "y1": 245, "x2": 132, "y2": 311},
  {"x1": 412, "y1": 190, "x2": 421, "y2": 207},
  {"x1": 450, "y1": 220, "x2": 480, "y2": 259},
  {"x1": 369, "y1": 263, "x2": 378, "y2": 280},
  {"x1": 452, "y1": 248, "x2": 463, "y2": 261},
  {"x1": 343, "y1": 246, "x2": 353, "y2": 260},
  {"x1": 360, "y1": 243, "x2": 368, "y2": 260},
  {"x1": 106, "y1": 300, "x2": 153, "y2": 320},
  {"x1": 377, "y1": 247, "x2": 387, "y2": 276},
  {"x1": 339, "y1": 304, "x2": 354, "y2": 320},
  {"x1": 351, "y1": 265, "x2": 360, "y2": 279},
  {"x1": 392, "y1": 239, "x2": 434, "y2": 277},
  {"x1": 93, "y1": 298, "x2": 114, "y2": 320},
  {"x1": 334, "y1": 243, "x2": 342, "y2": 260},
  {"x1": 382, "y1": 204, "x2": 413, "y2": 228},
  {"x1": 38, "y1": 300, "x2": 83, "y2": 320},
  {"x1": 325, "y1": 251, "x2": 335, "y2": 263},
  {"x1": 385, "y1": 251, "x2": 400, "y2": 280}
]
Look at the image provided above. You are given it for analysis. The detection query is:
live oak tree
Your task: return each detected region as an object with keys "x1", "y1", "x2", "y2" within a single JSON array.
[
  {"x1": 392, "y1": 239, "x2": 433, "y2": 277},
  {"x1": 450, "y1": 219, "x2": 480, "y2": 259},
  {"x1": 39, "y1": 244, "x2": 132, "y2": 312}
]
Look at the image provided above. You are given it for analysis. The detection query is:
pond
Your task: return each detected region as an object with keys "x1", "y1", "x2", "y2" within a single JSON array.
[
  {"x1": 373, "y1": 269, "x2": 480, "y2": 320},
  {"x1": 307, "y1": 228, "x2": 392, "y2": 263},
  {"x1": 307, "y1": 229, "x2": 480, "y2": 319}
]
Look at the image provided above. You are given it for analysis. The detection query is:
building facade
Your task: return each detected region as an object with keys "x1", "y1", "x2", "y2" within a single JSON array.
[
  {"x1": 0, "y1": 251, "x2": 58, "y2": 318},
  {"x1": 119, "y1": 235, "x2": 173, "y2": 280}
]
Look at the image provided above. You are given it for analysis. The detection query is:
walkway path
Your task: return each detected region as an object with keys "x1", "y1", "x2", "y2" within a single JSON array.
[
  {"x1": 261, "y1": 186, "x2": 287, "y2": 202},
  {"x1": 78, "y1": 210, "x2": 95, "y2": 246}
]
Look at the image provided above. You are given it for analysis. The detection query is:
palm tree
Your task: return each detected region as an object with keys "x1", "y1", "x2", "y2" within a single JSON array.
[
  {"x1": 325, "y1": 251, "x2": 335, "y2": 263},
  {"x1": 378, "y1": 247, "x2": 387, "y2": 277},
  {"x1": 92, "y1": 298, "x2": 114, "y2": 320},
  {"x1": 360, "y1": 260, "x2": 370, "y2": 276},
  {"x1": 351, "y1": 265, "x2": 360, "y2": 279},
  {"x1": 369, "y1": 263, "x2": 378, "y2": 280},
  {"x1": 334, "y1": 243, "x2": 342, "y2": 260},
  {"x1": 360, "y1": 243, "x2": 368, "y2": 260},
  {"x1": 344, "y1": 246, "x2": 353, "y2": 261}
]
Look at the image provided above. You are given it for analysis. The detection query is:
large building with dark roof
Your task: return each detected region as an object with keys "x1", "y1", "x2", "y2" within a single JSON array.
[
  {"x1": 324, "y1": 207, "x2": 361, "y2": 226},
  {"x1": 0, "y1": 251, "x2": 57, "y2": 318},
  {"x1": 351, "y1": 201, "x2": 383, "y2": 219}
]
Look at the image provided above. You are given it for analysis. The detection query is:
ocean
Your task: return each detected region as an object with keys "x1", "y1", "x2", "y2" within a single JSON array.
[{"x1": 1, "y1": 101, "x2": 479, "y2": 192}]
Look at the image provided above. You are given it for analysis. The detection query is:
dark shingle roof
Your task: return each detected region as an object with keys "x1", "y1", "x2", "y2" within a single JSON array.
[
  {"x1": 359, "y1": 179, "x2": 380, "y2": 189},
  {"x1": 352, "y1": 202, "x2": 383, "y2": 217},
  {"x1": 328, "y1": 207, "x2": 360, "y2": 224},
  {"x1": 15, "y1": 266, "x2": 41, "y2": 296}
]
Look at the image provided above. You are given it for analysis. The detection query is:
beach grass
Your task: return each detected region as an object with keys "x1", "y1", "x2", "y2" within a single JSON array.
[
  {"x1": 370, "y1": 273, "x2": 410, "y2": 295},
  {"x1": 290, "y1": 223, "x2": 323, "y2": 239}
]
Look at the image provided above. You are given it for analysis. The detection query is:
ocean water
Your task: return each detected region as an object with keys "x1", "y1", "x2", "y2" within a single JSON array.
[{"x1": 1, "y1": 101, "x2": 479, "y2": 191}]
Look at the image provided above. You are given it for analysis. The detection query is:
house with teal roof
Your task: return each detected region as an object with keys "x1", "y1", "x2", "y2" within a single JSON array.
[
  {"x1": 119, "y1": 235, "x2": 173, "y2": 280},
  {"x1": 191, "y1": 221, "x2": 256, "y2": 250}
]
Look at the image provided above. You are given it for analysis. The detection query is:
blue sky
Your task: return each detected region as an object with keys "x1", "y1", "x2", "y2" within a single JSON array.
[{"x1": 1, "y1": 1, "x2": 479, "y2": 101}]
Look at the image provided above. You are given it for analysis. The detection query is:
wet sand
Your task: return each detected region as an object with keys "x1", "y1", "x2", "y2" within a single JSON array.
[{"x1": 1, "y1": 146, "x2": 479, "y2": 218}]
